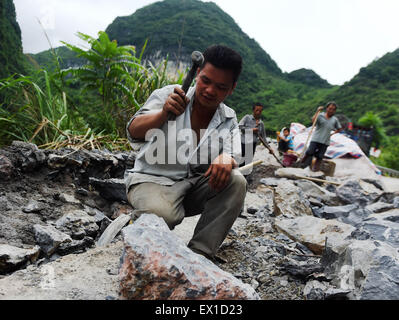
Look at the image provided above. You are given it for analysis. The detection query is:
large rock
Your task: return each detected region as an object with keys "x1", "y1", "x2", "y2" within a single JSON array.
[
  {"x1": 47, "y1": 153, "x2": 81, "y2": 169},
  {"x1": 313, "y1": 204, "x2": 373, "y2": 227},
  {"x1": 89, "y1": 177, "x2": 127, "y2": 202},
  {"x1": 252, "y1": 185, "x2": 275, "y2": 217},
  {"x1": 303, "y1": 280, "x2": 351, "y2": 300},
  {"x1": 336, "y1": 208, "x2": 373, "y2": 227},
  {"x1": 280, "y1": 257, "x2": 324, "y2": 280},
  {"x1": 322, "y1": 239, "x2": 399, "y2": 300},
  {"x1": 336, "y1": 179, "x2": 384, "y2": 206},
  {"x1": 313, "y1": 204, "x2": 358, "y2": 220},
  {"x1": 33, "y1": 224, "x2": 72, "y2": 256},
  {"x1": 0, "y1": 155, "x2": 14, "y2": 180},
  {"x1": 119, "y1": 214, "x2": 260, "y2": 300},
  {"x1": 355, "y1": 209, "x2": 399, "y2": 248},
  {"x1": 0, "y1": 241, "x2": 123, "y2": 300},
  {"x1": 394, "y1": 196, "x2": 399, "y2": 208},
  {"x1": 274, "y1": 216, "x2": 355, "y2": 255},
  {"x1": 365, "y1": 201, "x2": 395, "y2": 214},
  {"x1": 9, "y1": 141, "x2": 46, "y2": 172},
  {"x1": 0, "y1": 244, "x2": 40, "y2": 274},
  {"x1": 274, "y1": 180, "x2": 312, "y2": 217},
  {"x1": 23, "y1": 200, "x2": 47, "y2": 213},
  {"x1": 55, "y1": 210, "x2": 99, "y2": 240},
  {"x1": 294, "y1": 179, "x2": 341, "y2": 206}
]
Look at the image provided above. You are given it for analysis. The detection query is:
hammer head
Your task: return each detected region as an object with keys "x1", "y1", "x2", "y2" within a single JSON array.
[{"x1": 191, "y1": 51, "x2": 204, "y2": 69}]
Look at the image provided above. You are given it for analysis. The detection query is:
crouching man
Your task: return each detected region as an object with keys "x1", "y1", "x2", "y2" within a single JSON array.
[{"x1": 124, "y1": 45, "x2": 247, "y2": 261}]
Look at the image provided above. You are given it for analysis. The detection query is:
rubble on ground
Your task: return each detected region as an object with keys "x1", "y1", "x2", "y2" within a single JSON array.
[{"x1": 0, "y1": 141, "x2": 398, "y2": 300}]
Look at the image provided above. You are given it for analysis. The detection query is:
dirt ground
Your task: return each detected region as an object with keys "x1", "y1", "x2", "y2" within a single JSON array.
[{"x1": 0, "y1": 241, "x2": 123, "y2": 300}]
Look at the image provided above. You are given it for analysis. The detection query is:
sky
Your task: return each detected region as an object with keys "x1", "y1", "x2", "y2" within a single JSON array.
[{"x1": 13, "y1": 0, "x2": 399, "y2": 85}]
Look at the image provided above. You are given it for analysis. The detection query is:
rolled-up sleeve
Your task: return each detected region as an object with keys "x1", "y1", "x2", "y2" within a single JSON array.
[{"x1": 126, "y1": 85, "x2": 177, "y2": 149}]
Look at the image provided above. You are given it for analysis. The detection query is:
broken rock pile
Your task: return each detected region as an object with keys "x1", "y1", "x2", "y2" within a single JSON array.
[
  {"x1": 224, "y1": 166, "x2": 399, "y2": 300},
  {"x1": 0, "y1": 141, "x2": 398, "y2": 300},
  {"x1": 0, "y1": 141, "x2": 134, "y2": 274}
]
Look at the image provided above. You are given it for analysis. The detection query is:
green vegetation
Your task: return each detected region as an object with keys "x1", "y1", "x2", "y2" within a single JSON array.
[
  {"x1": 0, "y1": 30, "x2": 180, "y2": 149},
  {"x1": 285, "y1": 69, "x2": 331, "y2": 89},
  {"x1": 104, "y1": 0, "x2": 334, "y2": 129},
  {"x1": 1, "y1": 0, "x2": 398, "y2": 169},
  {"x1": 0, "y1": 70, "x2": 88, "y2": 147},
  {"x1": 61, "y1": 31, "x2": 147, "y2": 134},
  {"x1": 27, "y1": 46, "x2": 86, "y2": 73},
  {"x1": 357, "y1": 112, "x2": 388, "y2": 148},
  {"x1": 372, "y1": 136, "x2": 399, "y2": 171},
  {"x1": 323, "y1": 49, "x2": 399, "y2": 136},
  {"x1": 0, "y1": 0, "x2": 28, "y2": 79}
]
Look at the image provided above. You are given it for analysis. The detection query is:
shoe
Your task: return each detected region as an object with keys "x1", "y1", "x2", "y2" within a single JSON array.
[
  {"x1": 190, "y1": 247, "x2": 227, "y2": 264},
  {"x1": 213, "y1": 255, "x2": 228, "y2": 264}
]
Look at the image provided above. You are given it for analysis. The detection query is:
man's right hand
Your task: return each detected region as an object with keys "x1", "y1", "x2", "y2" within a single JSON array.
[
  {"x1": 161, "y1": 87, "x2": 190, "y2": 119},
  {"x1": 129, "y1": 86, "x2": 190, "y2": 139},
  {"x1": 317, "y1": 106, "x2": 324, "y2": 113}
]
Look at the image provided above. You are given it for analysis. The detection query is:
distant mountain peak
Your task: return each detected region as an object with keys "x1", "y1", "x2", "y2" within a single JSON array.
[
  {"x1": 286, "y1": 68, "x2": 332, "y2": 88},
  {"x1": 105, "y1": 0, "x2": 282, "y2": 75}
]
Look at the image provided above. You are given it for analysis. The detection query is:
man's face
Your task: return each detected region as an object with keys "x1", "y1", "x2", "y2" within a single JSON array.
[
  {"x1": 195, "y1": 63, "x2": 236, "y2": 111},
  {"x1": 253, "y1": 106, "x2": 263, "y2": 119},
  {"x1": 326, "y1": 104, "x2": 337, "y2": 117}
]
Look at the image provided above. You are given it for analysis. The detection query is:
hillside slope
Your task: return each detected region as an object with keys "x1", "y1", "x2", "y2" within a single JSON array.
[
  {"x1": 24, "y1": 0, "x2": 398, "y2": 135},
  {"x1": 104, "y1": 0, "x2": 330, "y2": 124},
  {"x1": 324, "y1": 49, "x2": 399, "y2": 135},
  {"x1": 0, "y1": 0, "x2": 27, "y2": 79}
]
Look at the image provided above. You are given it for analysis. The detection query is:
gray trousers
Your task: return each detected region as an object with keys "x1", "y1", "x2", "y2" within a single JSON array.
[{"x1": 127, "y1": 170, "x2": 247, "y2": 259}]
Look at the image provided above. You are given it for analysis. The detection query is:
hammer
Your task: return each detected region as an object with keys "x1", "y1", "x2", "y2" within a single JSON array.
[{"x1": 168, "y1": 51, "x2": 204, "y2": 121}]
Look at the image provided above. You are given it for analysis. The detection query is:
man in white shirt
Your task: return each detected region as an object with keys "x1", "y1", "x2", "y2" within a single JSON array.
[{"x1": 124, "y1": 45, "x2": 246, "y2": 261}]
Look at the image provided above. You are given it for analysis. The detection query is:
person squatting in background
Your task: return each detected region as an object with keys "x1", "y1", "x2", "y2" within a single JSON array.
[{"x1": 278, "y1": 127, "x2": 294, "y2": 153}]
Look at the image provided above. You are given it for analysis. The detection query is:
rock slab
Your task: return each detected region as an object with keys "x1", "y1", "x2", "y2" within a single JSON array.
[
  {"x1": 323, "y1": 240, "x2": 399, "y2": 300},
  {"x1": 119, "y1": 214, "x2": 260, "y2": 300},
  {"x1": 0, "y1": 244, "x2": 40, "y2": 274},
  {"x1": 33, "y1": 224, "x2": 72, "y2": 256},
  {"x1": 274, "y1": 180, "x2": 312, "y2": 217},
  {"x1": 274, "y1": 216, "x2": 355, "y2": 255}
]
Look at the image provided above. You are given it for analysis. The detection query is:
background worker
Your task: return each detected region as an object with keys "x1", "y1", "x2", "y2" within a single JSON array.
[
  {"x1": 301, "y1": 102, "x2": 343, "y2": 171},
  {"x1": 238, "y1": 103, "x2": 267, "y2": 167},
  {"x1": 278, "y1": 127, "x2": 294, "y2": 153}
]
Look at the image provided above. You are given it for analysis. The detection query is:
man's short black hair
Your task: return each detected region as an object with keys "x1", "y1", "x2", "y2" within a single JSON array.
[
  {"x1": 326, "y1": 101, "x2": 338, "y2": 109},
  {"x1": 202, "y1": 45, "x2": 243, "y2": 84},
  {"x1": 253, "y1": 102, "x2": 264, "y2": 110}
]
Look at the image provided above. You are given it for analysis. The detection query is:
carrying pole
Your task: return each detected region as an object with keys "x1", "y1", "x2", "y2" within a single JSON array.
[
  {"x1": 258, "y1": 134, "x2": 285, "y2": 167},
  {"x1": 298, "y1": 108, "x2": 322, "y2": 161}
]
